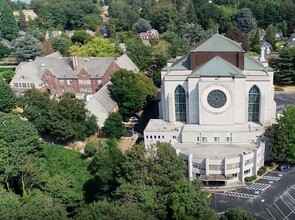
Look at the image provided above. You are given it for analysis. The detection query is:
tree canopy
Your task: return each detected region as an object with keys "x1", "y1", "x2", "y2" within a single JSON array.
[
  {"x1": 0, "y1": 0, "x2": 19, "y2": 40},
  {"x1": 0, "y1": 80, "x2": 16, "y2": 113},
  {"x1": 14, "y1": 35, "x2": 43, "y2": 62},
  {"x1": 69, "y1": 37, "x2": 118, "y2": 57},
  {"x1": 270, "y1": 47, "x2": 295, "y2": 85},
  {"x1": 109, "y1": 70, "x2": 157, "y2": 118},
  {"x1": 265, "y1": 105, "x2": 295, "y2": 162},
  {"x1": 102, "y1": 112, "x2": 126, "y2": 139},
  {"x1": 19, "y1": 89, "x2": 97, "y2": 143}
]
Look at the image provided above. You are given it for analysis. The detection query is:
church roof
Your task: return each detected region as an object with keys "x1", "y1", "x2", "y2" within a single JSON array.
[
  {"x1": 244, "y1": 55, "x2": 266, "y2": 70},
  {"x1": 189, "y1": 56, "x2": 245, "y2": 78},
  {"x1": 191, "y1": 34, "x2": 244, "y2": 52}
]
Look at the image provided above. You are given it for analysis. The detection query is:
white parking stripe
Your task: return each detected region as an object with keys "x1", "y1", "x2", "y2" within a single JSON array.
[
  {"x1": 261, "y1": 176, "x2": 281, "y2": 181},
  {"x1": 274, "y1": 202, "x2": 287, "y2": 219},
  {"x1": 247, "y1": 183, "x2": 271, "y2": 191},
  {"x1": 267, "y1": 208, "x2": 277, "y2": 220}
]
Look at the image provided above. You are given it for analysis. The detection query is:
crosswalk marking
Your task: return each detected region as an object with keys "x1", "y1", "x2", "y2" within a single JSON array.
[
  {"x1": 247, "y1": 183, "x2": 271, "y2": 191},
  {"x1": 222, "y1": 191, "x2": 257, "y2": 199}
]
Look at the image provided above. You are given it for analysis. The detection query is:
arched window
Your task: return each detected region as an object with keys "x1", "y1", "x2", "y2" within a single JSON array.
[
  {"x1": 174, "y1": 85, "x2": 187, "y2": 122},
  {"x1": 248, "y1": 85, "x2": 260, "y2": 122}
]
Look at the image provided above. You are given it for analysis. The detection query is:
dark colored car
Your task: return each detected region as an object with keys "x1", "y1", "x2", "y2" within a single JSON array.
[{"x1": 277, "y1": 164, "x2": 290, "y2": 171}]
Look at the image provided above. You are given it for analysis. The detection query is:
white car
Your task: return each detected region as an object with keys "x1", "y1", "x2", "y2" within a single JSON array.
[{"x1": 129, "y1": 117, "x2": 139, "y2": 122}]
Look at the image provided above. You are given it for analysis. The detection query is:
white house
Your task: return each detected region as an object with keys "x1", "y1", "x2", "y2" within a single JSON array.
[{"x1": 144, "y1": 34, "x2": 276, "y2": 184}]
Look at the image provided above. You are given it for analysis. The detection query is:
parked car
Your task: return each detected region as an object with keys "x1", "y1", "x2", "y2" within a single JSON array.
[
  {"x1": 129, "y1": 117, "x2": 139, "y2": 122},
  {"x1": 277, "y1": 164, "x2": 290, "y2": 171}
]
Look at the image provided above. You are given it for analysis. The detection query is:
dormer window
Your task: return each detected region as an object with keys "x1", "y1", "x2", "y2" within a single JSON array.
[{"x1": 19, "y1": 75, "x2": 27, "y2": 80}]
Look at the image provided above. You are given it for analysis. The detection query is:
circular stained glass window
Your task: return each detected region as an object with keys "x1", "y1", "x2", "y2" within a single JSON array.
[{"x1": 207, "y1": 90, "x2": 227, "y2": 108}]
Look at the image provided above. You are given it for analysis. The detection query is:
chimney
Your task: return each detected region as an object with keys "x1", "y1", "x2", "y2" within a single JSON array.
[{"x1": 72, "y1": 54, "x2": 78, "y2": 71}]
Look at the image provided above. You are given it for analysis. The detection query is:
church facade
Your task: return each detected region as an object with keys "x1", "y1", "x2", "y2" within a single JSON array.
[{"x1": 144, "y1": 34, "x2": 276, "y2": 184}]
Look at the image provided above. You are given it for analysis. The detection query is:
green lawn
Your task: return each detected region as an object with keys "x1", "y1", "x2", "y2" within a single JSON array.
[{"x1": 0, "y1": 67, "x2": 15, "y2": 72}]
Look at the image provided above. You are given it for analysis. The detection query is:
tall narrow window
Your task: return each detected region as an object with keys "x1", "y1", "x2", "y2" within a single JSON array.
[
  {"x1": 248, "y1": 85, "x2": 260, "y2": 122},
  {"x1": 174, "y1": 85, "x2": 187, "y2": 122}
]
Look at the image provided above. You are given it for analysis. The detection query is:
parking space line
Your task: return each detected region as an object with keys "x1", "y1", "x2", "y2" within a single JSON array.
[
  {"x1": 286, "y1": 192, "x2": 295, "y2": 202},
  {"x1": 266, "y1": 208, "x2": 277, "y2": 220},
  {"x1": 274, "y1": 202, "x2": 287, "y2": 219},
  {"x1": 261, "y1": 176, "x2": 281, "y2": 181}
]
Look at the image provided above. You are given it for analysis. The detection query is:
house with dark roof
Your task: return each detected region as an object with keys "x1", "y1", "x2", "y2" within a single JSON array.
[
  {"x1": 10, "y1": 52, "x2": 138, "y2": 96},
  {"x1": 144, "y1": 34, "x2": 276, "y2": 184}
]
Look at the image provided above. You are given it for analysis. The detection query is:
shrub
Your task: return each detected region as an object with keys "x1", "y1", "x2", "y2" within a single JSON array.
[
  {"x1": 244, "y1": 175, "x2": 257, "y2": 182},
  {"x1": 257, "y1": 166, "x2": 267, "y2": 176}
]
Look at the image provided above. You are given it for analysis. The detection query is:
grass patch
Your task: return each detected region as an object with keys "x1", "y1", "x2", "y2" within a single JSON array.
[{"x1": 0, "y1": 67, "x2": 15, "y2": 72}]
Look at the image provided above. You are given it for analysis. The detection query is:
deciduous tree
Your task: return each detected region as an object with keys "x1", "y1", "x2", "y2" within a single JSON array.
[
  {"x1": 222, "y1": 207, "x2": 253, "y2": 220},
  {"x1": 102, "y1": 112, "x2": 125, "y2": 139},
  {"x1": 69, "y1": 37, "x2": 118, "y2": 57},
  {"x1": 0, "y1": 81, "x2": 16, "y2": 113},
  {"x1": 132, "y1": 18, "x2": 152, "y2": 33}
]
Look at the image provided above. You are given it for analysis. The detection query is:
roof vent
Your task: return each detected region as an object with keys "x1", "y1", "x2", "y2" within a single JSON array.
[
  {"x1": 41, "y1": 63, "x2": 45, "y2": 67},
  {"x1": 84, "y1": 58, "x2": 89, "y2": 62},
  {"x1": 164, "y1": 125, "x2": 167, "y2": 129}
]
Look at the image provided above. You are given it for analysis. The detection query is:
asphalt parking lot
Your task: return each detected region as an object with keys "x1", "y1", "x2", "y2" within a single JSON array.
[
  {"x1": 274, "y1": 92, "x2": 295, "y2": 113},
  {"x1": 210, "y1": 167, "x2": 295, "y2": 220}
]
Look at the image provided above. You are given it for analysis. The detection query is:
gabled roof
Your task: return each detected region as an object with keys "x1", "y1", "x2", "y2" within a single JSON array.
[
  {"x1": 33, "y1": 56, "x2": 115, "y2": 78},
  {"x1": 191, "y1": 34, "x2": 244, "y2": 52},
  {"x1": 189, "y1": 56, "x2": 245, "y2": 78},
  {"x1": 86, "y1": 82, "x2": 117, "y2": 114},
  {"x1": 116, "y1": 53, "x2": 139, "y2": 73},
  {"x1": 244, "y1": 55, "x2": 265, "y2": 70}
]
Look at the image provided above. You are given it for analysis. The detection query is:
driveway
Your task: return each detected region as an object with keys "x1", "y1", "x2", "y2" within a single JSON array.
[{"x1": 210, "y1": 167, "x2": 295, "y2": 219}]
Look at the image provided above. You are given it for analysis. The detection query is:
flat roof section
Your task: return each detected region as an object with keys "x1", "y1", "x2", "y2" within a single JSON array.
[{"x1": 173, "y1": 142, "x2": 258, "y2": 160}]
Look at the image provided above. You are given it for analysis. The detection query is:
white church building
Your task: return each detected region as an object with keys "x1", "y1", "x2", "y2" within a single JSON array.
[{"x1": 144, "y1": 34, "x2": 276, "y2": 184}]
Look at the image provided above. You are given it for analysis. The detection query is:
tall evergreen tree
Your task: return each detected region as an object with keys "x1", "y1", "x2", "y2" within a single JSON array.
[{"x1": 0, "y1": 0, "x2": 19, "y2": 40}]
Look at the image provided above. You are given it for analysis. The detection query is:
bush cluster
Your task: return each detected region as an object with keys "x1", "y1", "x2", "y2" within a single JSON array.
[
  {"x1": 257, "y1": 166, "x2": 267, "y2": 176},
  {"x1": 244, "y1": 175, "x2": 257, "y2": 182}
]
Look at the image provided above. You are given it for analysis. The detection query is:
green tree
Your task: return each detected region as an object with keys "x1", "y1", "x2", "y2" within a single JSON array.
[
  {"x1": 71, "y1": 30, "x2": 92, "y2": 45},
  {"x1": 88, "y1": 139, "x2": 123, "y2": 198},
  {"x1": 69, "y1": 37, "x2": 118, "y2": 57},
  {"x1": 110, "y1": 70, "x2": 156, "y2": 118},
  {"x1": 47, "y1": 95, "x2": 97, "y2": 143},
  {"x1": 0, "y1": 80, "x2": 16, "y2": 113},
  {"x1": 102, "y1": 112, "x2": 126, "y2": 139},
  {"x1": 84, "y1": 139, "x2": 105, "y2": 157},
  {"x1": 50, "y1": 35, "x2": 73, "y2": 56},
  {"x1": 225, "y1": 27, "x2": 250, "y2": 51},
  {"x1": 150, "y1": 2, "x2": 179, "y2": 33},
  {"x1": 75, "y1": 200, "x2": 156, "y2": 220},
  {"x1": 132, "y1": 18, "x2": 152, "y2": 33},
  {"x1": 18, "y1": 190, "x2": 68, "y2": 219},
  {"x1": 270, "y1": 47, "x2": 295, "y2": 85},
  {"x1": 115, "y1": 142, "x2": 216, "y2": 220},
  {"x1": 0, "y1": 69, "x2": 15, "y2": 83},
  {"x1": 19, "y1": 89, "x2": 52, "y2": 134},
  {"x1": 265, "y1": 24, "x2": 278, "y2": 47},
  {"x1": 0, "y1": 0, "x2": 19, "y2": 40},
  {"x1": 0, "y1": 44, "x2": 12, "y2": 59},
  {"x1": 40, "y1": 144, "x2": 91, "y2": 208},
  {"x1": 0, "y1": 187, "x2": 21, "y2": 219},
  {"x1": 0, "y1": 112, "x2": 42, "y2": 194},
  {"x1": 15, "y1": 35, "x2": 43, "y2": 62},
  {"x1": 236, "y1": 8, "x2": 257, "y2": 33},
  {"x1": 265, "y1": 106, "x2": 295, "y2": 162},
  {"x1": 222, "y1": 207, "x2": 253, "y2": 220},
  {"x1": 276, "y1": 106, "x2": 295, "y2": 162}
]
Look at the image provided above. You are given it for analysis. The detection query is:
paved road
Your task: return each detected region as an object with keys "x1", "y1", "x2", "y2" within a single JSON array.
[
  {"x1": 274, "y1": 92, "x2": 295, "y2": 113},
  {"x1": 210, "y1": 168, "x2": 295, "y2": 219}
]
